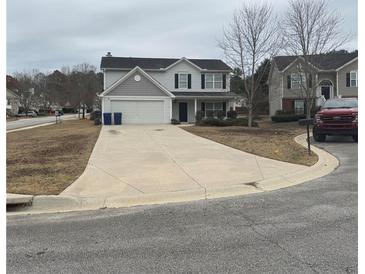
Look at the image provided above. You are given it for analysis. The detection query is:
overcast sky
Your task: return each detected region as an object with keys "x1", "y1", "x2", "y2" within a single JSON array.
[{"x1": 6, "y1": 0, "x2": 357, "y2": 74}]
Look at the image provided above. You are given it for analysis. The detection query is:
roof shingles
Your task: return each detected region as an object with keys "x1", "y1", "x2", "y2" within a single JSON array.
[
  {"x1": 100, "y1": 57, "x2": 232, "y2": 71},
  {"x1": 274, "y1": 52, "x2": 358, "y2": 71}
]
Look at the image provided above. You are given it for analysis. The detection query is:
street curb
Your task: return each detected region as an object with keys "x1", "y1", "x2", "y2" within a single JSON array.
[
  {"x1": 6, "y1": 115, "x2": 78, "y2": 133},
  {"x1": 7, "y1": 133, "x2": 339, "y2": 216}
]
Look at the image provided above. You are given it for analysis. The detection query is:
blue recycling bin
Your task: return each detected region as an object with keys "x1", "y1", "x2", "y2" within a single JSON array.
[
  {"x1": 114, "y1": 112, "x2": 122, "y2": 125},
  {"x1": 103, "y1": 113, "x2": 112, "y2": 125}
]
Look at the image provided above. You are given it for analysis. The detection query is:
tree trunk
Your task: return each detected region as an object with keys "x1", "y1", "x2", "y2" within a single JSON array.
[
  {"x1": 248, "y1": 108, "x2": 253, "y2": 127},
  {"x1": 306, "y1": 97, "x2": 311, "y2": 119}
]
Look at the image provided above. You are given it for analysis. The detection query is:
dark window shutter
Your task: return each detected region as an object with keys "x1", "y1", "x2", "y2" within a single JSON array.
[
  {"x1": 308, "y1": 74, "x2": 312, "y2": 88},
  {"x1": 188, "y1": 74, "x2": 191, "y2": 89},
  {"x1": 223, "y1": 102, "x2": 226, "y2": 113},
  {"x1": 175, "y1": 74, "x2": 179, "y2": 89},
  {"x1": 287, "y1": 75, "x2": 291, "y2": 89},
  {"x1": 201, "y1": 102, "x2": 205, "y2": 111},
  {"x1": 201, "y1": 74, "x2": 205, "y2": 89},
  {"x1": 346, "y1": 73, "x2": 350, "y2": 87},
  {"x1": 222, "y1": 74, "x2": 226, "y2": 89}
]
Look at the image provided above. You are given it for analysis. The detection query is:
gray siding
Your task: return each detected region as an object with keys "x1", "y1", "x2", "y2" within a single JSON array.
[
  {"x1": 338, "y1": 60, "x2": 358, "y2": 97},
  {"x1": 104, "y1": 70, "x2": 127, "y2": 89},
  {"x1": 107, "y1": 72, "x2": 168, "y2": 97},
  {"x1": 268, "y1": 63, "x2": 283, "y2": 116}
]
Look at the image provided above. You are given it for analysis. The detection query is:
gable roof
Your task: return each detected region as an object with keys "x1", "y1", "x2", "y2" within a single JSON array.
[
  {"x1": 273, "y1": 52, "x2": 358, "y2": 71},
  {"x1": 100, "y1": 56, "x2": 232, "y2": 71},
  {"x1": 6, "y1": 88, "x2": 20, "y2": 98},
  {"x1": 99, "y1": 66, "x2": 175, "y2": 98}
]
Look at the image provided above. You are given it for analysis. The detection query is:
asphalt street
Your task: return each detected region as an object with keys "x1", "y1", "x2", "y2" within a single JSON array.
[
  {"x1": 6, "y1": 114, "x2": 77, "y2": 131},
  {"x1": 7, "y1": 136, "x2": 357, "y2": 274}
]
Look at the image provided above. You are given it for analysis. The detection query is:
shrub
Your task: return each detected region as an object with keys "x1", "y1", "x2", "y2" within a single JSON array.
[
  {"x1": 94, "y1": 117, "x2": 102, "y2": 125},
  {"x1": 216, "y1": 110, "x2": 226, "y2": 120},
  {"x1": 195, "y1": 110, "x2": 205, "y2": 125},
  {"x1": 271, "y1": 114, "x2": 306, "y2": 122},
  {"x1": 275, "y1": 109, "x2": 295, "y2": 115},
  {"x1": 171, "y1": 119, "x2": 181, "y2": 125},
  {"x1": 206, "y1": 110, "x2": 215, "y2": 119},
  {"x1": 227, "y1": 109, "x2": 237, "y2": 119},
  {"x1": 198, "y1": 117, "x2": 258, "y2": 127}
]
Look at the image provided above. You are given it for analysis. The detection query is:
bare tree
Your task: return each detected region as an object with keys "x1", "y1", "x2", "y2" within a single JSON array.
[
  {"x1": 219, "y1": 3, "x2": 281, "y2": 127},
  {"x1": 282, "y1": 0, "x2": 348, "y2": 119}
]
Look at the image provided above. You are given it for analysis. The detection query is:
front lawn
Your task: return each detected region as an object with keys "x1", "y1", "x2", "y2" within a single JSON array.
[
  {"x1": 182, "y1": 119, "x2": 318, "y2": 166},
  {"x1": 7, "y1": 119, "x2": 101, "y2": 195}
]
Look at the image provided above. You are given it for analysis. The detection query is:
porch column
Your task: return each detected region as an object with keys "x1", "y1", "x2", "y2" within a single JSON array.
[{"x1": 194, "y1": 98, "x2": 197, "y2": 116}]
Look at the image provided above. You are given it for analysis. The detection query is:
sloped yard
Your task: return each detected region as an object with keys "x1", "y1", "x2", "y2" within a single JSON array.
[
  {"x1": 7, "y1": 119, "x2": 101, "y2": 195},
  {"x1": 183, "y1": 120, "x2": 318, "y2": 166}
]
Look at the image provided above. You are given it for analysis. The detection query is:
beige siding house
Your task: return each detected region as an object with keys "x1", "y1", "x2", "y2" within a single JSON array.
[
  {"x1": 6, "y1": 88, "x2": 20, "y2": 116},
  {"x1": 99, "y1": 54, "x2": 236, "y2": 124},
  {"x1": 268, "y1": 52, "x2": 358, "y2": 116}
]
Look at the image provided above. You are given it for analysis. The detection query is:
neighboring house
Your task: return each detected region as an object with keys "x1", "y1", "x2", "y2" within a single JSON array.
[
  {"x1": 6, "y1": 88, "x2": 20, "y2": 116},
  {"x1": 99, "y1": 54, "x2": 235, "y2": 124},
  {"x1": 268, "y1": 52, "x2": 358, "y2": 116}
]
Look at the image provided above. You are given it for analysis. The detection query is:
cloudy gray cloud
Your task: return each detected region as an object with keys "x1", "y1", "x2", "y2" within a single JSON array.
[{"x1": 6, "y1": 0, "x2": 357, "y2": 74}]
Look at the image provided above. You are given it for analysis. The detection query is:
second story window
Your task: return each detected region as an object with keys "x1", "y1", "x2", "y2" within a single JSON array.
[
  {"x1": 290, "y1": 73, "x2": 306, "y2": 89},
  {"x1": 205, "y1": 73, "x2": 222, "y2": 89},
  {"x1": 179, "y1": 73, "x2": 188, "y2": 89},
  {"x1": 175, "y1": 73, "x2": 191, "y2": 89},
  {"x1": 350, "y1": 71, "x2": 358, "y2": 87}
]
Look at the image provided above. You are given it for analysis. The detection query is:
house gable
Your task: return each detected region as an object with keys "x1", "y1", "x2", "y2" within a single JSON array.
[{"x1": 100, "y1": 67, "x2": 174, "y2": 97}]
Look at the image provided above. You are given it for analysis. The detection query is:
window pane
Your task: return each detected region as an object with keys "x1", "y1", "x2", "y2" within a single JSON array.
[
  {"x1": 206, "y1": 82, "x2": 213, "y2": 89},
  {"x1": 214, "y1": 102, "x2": 223, "y2": 110},
  {"x1": 351, "y1": 80, "x2": 357, "y2": 87},
  {"x1": 206, "y1": 103, "x2": 214, "y2": 110},
  {"x1": 179, "y1": 74, "x2": 187, "y2": 88},
  {"x1": 214, "y1": 74, "x2": 222, "y2": 81},
  {"x1": 350, "y1": 72, "x2": 357, "y2": 80},
  {"x1": 206, "y1": 74, "x2": 213, "y2": 81}
]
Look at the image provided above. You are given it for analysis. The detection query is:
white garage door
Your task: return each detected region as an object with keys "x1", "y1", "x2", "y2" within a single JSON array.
[{"x1": 111, "y1": 100, "x2": 165, "y2": 124}]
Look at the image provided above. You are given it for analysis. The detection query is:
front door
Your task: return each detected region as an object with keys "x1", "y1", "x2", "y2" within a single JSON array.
[
  {"x1": 179, "y1": 102, "x2": 188, "y2": 122},
  {"x1": 321, "y1": 86, "x2": 330, "y2": 99}
]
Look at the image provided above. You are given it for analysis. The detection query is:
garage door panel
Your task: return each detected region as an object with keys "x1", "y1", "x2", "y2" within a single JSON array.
[{"x1": 111, "y1": 100, "x2": 165, "y2": 124}]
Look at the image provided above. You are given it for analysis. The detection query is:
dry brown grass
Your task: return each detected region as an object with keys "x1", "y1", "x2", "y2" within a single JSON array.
[
  {"x1": 7, "y1": 119, "x2": 101, "y2": 195},
  {"x1": 183, "y1": 118, "x2": 318, "y2": 166}
]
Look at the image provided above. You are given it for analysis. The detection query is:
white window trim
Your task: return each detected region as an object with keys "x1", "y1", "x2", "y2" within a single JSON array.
[
  {"x1": 178, "y1": 72, "x2": 188, "y2": 89},
  {"x1": 294, "y1": 100, "x2": 304, "y2": 114},
  {"x1": 205, "y1": 73, "x2": 223, "y2": 89},
  {"x1": 291, "y1": 73, "x2": 306, "y2": 89},
  {"x1": 350, "y1": 70, "x2": 358, "y2": 87},
  {"x1": 205, "y1": 102, "x2": 224, "y2": 116}
]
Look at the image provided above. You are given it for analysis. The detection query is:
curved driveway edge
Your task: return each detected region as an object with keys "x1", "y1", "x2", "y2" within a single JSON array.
[{"x1": 7, "y1": 127, "x2": 339, "y2": 215}]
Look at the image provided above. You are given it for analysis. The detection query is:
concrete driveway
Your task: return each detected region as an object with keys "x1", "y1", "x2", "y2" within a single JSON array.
[{"x1": 61, "y1": 125, "x2": 320, "y2": 203}]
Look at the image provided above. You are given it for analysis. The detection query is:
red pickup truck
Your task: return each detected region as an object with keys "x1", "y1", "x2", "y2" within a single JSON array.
[{"x1": 313, "y1": 98, "x2": 358, "y2": 142}]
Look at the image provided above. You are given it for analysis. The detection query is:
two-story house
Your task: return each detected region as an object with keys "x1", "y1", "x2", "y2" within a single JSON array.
[
  {"x1": 268, "y1": 52, "x2": 358, "y2": 116},
  {"x1": 99, "y1": 54, "x2": 236, "y2": 124},
  {"x1": 6, "y1": 88, "x2": 20, "y2": 116}
]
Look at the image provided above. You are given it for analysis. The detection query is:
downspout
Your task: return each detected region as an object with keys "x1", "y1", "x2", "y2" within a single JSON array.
[
  {"x1": 280, "y1": 72, "x2": 284, "y2": 110},
  {"x1": 336, "y1": 71, "x2": 339, "y2": 98}
]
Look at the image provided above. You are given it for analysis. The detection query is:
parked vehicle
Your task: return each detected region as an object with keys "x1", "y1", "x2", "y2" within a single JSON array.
[
  {"x1": 26, "y1": 111, "x2": 38, "y2": 117},
  {"x1": 313, "y1": 98, "x2": 358, "y2": 142}
]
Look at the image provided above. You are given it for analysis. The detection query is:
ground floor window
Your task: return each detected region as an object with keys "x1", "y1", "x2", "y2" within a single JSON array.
[
  {"x1": 294, "y1": 100, "x2": 304, "y2": 114},
  {"x1": 204, "y1": 102, "x2": 225, "y2": 118}
]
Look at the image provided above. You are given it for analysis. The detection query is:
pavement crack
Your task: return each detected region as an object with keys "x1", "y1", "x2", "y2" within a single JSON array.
[
  {"x1": 89, "y1": 163, "x2": 145, "y2": 194},
  {"x1": 219, "y1": 204, "x2": 320, "y2": 273},
  {"x1": 145, "y1": 129, "x2": 208, "y2": 200}
]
